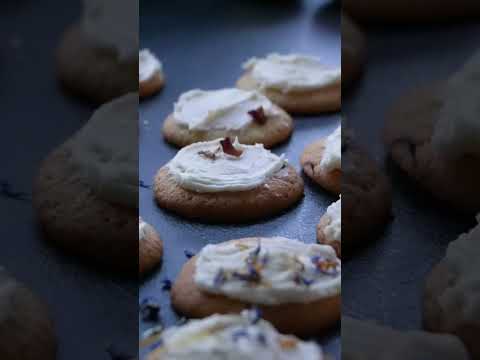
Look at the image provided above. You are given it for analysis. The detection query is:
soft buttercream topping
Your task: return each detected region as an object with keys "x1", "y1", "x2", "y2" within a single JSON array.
[
  {"x1": 82, "y1": 0, "x2": 138, "y2": 61},
  {"x1": 173, "y1": 88, "x2": 279, "y2": 131},
  {"x1": 324, "y1": 197, "x2": 341, "y2": 243},
  {"x1": 194, "y1": 237, "x2": 341, "y2": 305},
  {"x1": 439, "y1": 214, "x2": 480, "y2": 326},
  {"x1": 432, "y1": 50, "x2": 480, "y2": 159},
  {"x1": 147, "y1": 311, "x2": 323, "y2": 360},
  {"x1": 167, "y1": 138, "x2": 286, "y2": 193},
  {"x1": 71, "y1": 93, "x2": 138, "y2": 208},
  {"x1": 139, "y1": 49, "x2": 162, "y2": 83},
  {"x1": 243, "y1": 53, "x2": 340, "y2": 92},
  {"x1": 320, "y1": 126, "x2": 341, "y2": 172}
]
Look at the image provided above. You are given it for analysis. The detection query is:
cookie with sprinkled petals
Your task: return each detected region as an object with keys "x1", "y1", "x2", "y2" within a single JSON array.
[
  {"x1": 0, "y1": 269, "x2": 57, "y2": 360},
  {"x1": 171, "y1": 237, "x2": 341, "y2": 337},
  {"x1": 139, "y1": 218, "x2": 163, "y2": 276}
]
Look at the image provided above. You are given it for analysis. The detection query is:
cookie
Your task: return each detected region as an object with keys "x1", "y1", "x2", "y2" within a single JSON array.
[
  {"x1": 301, "y1": 126, "x2": 341, "y2": 194},
  {"x1": 162, "y1": 88, "x2": 293, "y2": 148},
  {"x1": 154, "y1": 138, "x2": 304, "y2": 223},
  {"x1": 343, "y1": 316, "x2": 469, "y2": 360},
  {"x1": 384, "y1": 52, "x2": 480, "y2": 213},
  {"x1": 0, "y1": 269, "x2": 57, "y2": 360},
  {"x1": 343, "y1": 0, "x2": 480, "y2": 23},
  {"x1": 171, "y1": 237, "x2": 341, "y2": 337},
  {"x1": 33, "y1": 94, "x2": 138, "y2": 273},
  {"x1": 423, "y1": 216, "x2": 480, "y2": 359},
  {"x1": 237, "y1": 53, "x2": 341, "y2": 114},
  {"x1": 342, "y1": 13, "x2": 367, "y2": 90},
  {"x1": 144, "y1": 311, "x2": 324, "y2": 360},
  {"x1": 342, "y1": 131, "x2": 392, "y2": 255},
  {"x1": 139, "y1": 218, "x2": 163, "y2": 277},
  {"x1": 57, "y1": 24, "x2": 138, "y2": 104},
  {"x1": 317, "y1": 197, "x2": 341, "y2": 257},
  {"x1": 139, "y1": 49, "x2": 164, "y2": 99}
]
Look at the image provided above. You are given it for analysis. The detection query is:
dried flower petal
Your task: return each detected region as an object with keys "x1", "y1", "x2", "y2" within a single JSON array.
[
  {"x1": 140, "y1": 297, "x2": 161, "y2": 322},
  {"x1": 214, "y1": 269, "x2": 227, "y2": 288},
  {"x1": 161, "y1": 279, "x2": 172, "y2": 291},
  {"x1": 184, "y1": 249, "x2": 196, "y2": 259},
  {"x1": 220, "y1": 137, "x2": 243, "y2": 157},
  {"x1": 248, "y1": 107, "x2": 268, "y2": 125},
  {"x1": 311, "y1": 256, "x2": 340, "y2": 276},
  {"x1": 198, "y1": 150, "x2": 218, "y2": 160}
]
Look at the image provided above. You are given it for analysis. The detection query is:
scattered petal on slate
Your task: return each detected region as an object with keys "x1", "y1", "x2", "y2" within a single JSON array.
[
  {"x1": 0, "y1": 180, "x2": 30, "y2": 201},
  {"x1": 140, "y1": 297, "x2": 161, "y2": 322},
  {"x1": 184, "y1": 249, "x2": 196, "y2": 259},
  {"x1": 161, "y1": 279, "x2": 172, "y2": 291},
  {"x1": 139, "y1": 180, "x2": 151, "y2": 189}
]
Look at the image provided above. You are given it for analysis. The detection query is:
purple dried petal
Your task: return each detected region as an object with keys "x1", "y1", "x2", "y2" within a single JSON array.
[
  {"x1": 161, "y1": 279, "x2": 172, "y2": 291},
  {"x1": 214, "y1": 269, "x2": 227, "y2": 288},
  {"x1": 139, "y1": 297, "x2": 161, "y2": 322}
]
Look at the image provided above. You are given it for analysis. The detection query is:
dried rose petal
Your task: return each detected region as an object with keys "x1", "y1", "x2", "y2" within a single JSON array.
[
  {"x1": 220, "y1": 138, "x2": 243, "y2": 157},
  {"x1": 248, "y1": 107, "x2": 268, "y2": 125}
]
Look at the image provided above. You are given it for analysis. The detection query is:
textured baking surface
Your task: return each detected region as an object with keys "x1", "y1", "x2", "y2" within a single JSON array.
[{"x1": 139, "y1": 0, "x2": 341, "y2": 358}]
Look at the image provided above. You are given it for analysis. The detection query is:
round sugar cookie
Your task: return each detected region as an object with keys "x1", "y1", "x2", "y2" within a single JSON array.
[
  {"x1": 56, "y1": 24, "x2": 137, "y2": 104},
  {"x1": 317, "y1": 198, "x2": 341, "y2": 257},
  {"x1": 139, "y1": 49, "x2": 164, "y2": 99},
  {"x1": 0, "y1": 269, "x2": 57, "y2": 360},
  {"x1": 139, "y1": 218, "x2": 163, "y2": 276},
  {"x1": 171, "y1": 238, "x2": 341, "y2": 337}
]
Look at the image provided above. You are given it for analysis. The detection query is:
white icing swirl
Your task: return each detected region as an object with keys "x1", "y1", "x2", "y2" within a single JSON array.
[
  {"x1": 167, "y1": 138, "x2": 286, "y2": 193},
  {"x1": 324, "y1": 197, "x2": 341, "y2": 243},
  {"x1": 194, "y1": 237, "x2": 341, "y2": 305},
  {"x1": 139, "y1": 49, "x2": 162, "y2": 83},
  {"x1": 71, "y1": 93, "x2": 138, "y2": 208},
  {"x1": 243, "y1": 53, "x2": 341, "y2": 93},
  {"x1": 439, "y1": 214, "x2": 480, "y2": 325},
  {"x1": 173, "y1": 88, "x2": 279, "y2": 131},
  {"x1": 320, "y1": 126, "x2": 341, "y2": 172},
  {"x1": 82, "y1": 0, "x2": 138, "y2": 61},
  {"x1": 147, "y1": 311, "x2": 323, "y2": 360},
  {"x1": 432, "y1": 50, "x2": 480, "y2": 159}
]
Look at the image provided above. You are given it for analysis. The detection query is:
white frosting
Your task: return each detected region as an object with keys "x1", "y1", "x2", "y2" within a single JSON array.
[
  {"x1": 167, "y1": 138, "x2": 286, "y2": 193},
  {"x1": 323, "y1": 197, "x2": 341, "y2": 244},
  {"x1": 173, "y1": 88, "x2": 279, "y2": 131},
  {"x1": 243, "y1": 53, "x2": 341, "y2": 92},
  {"x1": 71, "y1": 93, "x2": 138, "y2": 208},
  {"x1": 139, "y1": 218, "x2": 147, "y2": 241},
  {"x1": 342, "y1": 316, "x2": 469, "y2": 360},
  {"x1": 139, "y1": 49, "x2": 162, "y2": 83},
  {"x1": 320, "y1": 126, "x2": 341, "y2": 172},
  {"x1": 194, "y1": 237, "x2": 341, "y2": 305},
  {"x1": 432, "y1": 50, "x2": 480, "y2": 159},
  {"x1": 82, "y1": 0, "x2": 138, "y2": 61},
  {"x1": 147, "y1": 311, "x2": 323, "y2": 360},
  {"x1": 439, "y1": 214, "x2": 480, "y2": 327}
]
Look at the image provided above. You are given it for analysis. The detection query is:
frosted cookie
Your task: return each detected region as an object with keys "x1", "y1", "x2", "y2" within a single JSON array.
[
  {"x1": 33, "y1": 94, "x2": 137, "y2": 273},
  {"x1": 342, "y1": 13, "x2": 366, "y2": 90},
  {"x1": 237, "y1": 53, "x2": 341, "y2": 114},
  {"x1": 343, "y1": 316, "x2": 469, "y2": 360},
  {"x1": 343, "y1": 0, "x2": 480, "y2": 23},
  {"x1": 154, "y1": 138, "x2": 304, "y2": 223},
  {"x1": 423, "y1": 215, "x2": 480, "y2": 359},
  {"x1": 162, "y1": 88, "x2": 293, "y2": 148},
  {"x1": 139, "y1": 49, "x2": 164, "y2": 98},
  {"x1": 139, "y1": 217, "x2": 163, "y2": 277},
  {"x1": 144, "y1": 311, "x2": 324, "y2": 360},
  {"x1": 317, "y1": 197, "x2": 341, "y2": 257},
  {"x1": 56, "y1": 0, "x2": 138, "y2": 103},
  {"x1": 301, "y1": 125, "x2": 341, "y2": 194},
  {"x1": 0, "y1": 269, "x2": 57, "y2": 360},
  {"x1": 171, "y1": 237, "x2": 341, "y2": 337},
  {"x1": 343, "y1": 129, "x2": 392, "y2": 255},
  {"x1": 384, "y1": 50, "x2": 480, "y2": 213}
]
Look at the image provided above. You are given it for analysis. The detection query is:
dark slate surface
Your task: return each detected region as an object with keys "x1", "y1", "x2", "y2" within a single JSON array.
[{"x1": 139, "y1": 0, "x2": 341, "y2": 358}]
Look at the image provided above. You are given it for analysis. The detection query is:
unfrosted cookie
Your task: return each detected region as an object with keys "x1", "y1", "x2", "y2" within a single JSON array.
[
  {"x1": 342, "y1": 13, "x2": 366, "y2": 90},
  {"x1": 343, "y1": 0, "x2": 480, "y2": 23},
  {"x1": 139, "y1": 49, "x2": 164, "y2": 98},
  {"x1": 301, "y1": 126, "x2": 341, "y2": 194},
  {"x1": 384, "y1": 51, "x2": 480, "y2": 213},
  {"x1": 162, "y1": 88, "x2": 293, "y2": 148},
  {"x1": 237, "y1": 53, "x2": 341, "y2": 114},
  {"x1": 33, "y1": 94, "x2": 138, "y2": 273},
  {"x1": 423, "y1": 215, "x2": 480, "y2": 359},
  {"x1": 139, "y1": 218, "x2": 163, "y2": 277},
  {"x1": 56, "y1": 1, "x2": 138, "y2": 103},
  {"x1": 317, "y1": 197, "x2": 341, "y2": 257},
  {"x1": 0, "y1": 269, "x2": 57, "y2": 360},
  {"x1": 154, "y1": 138, "x2": 304, "y2": 223},
  {"x1": 343, "y1": 316, "x2": 469, "y2": 360},
  {"x1": 144, "y1": 311, "x2": 324, "y2": 360},
  {"x1": 171, "y1": 237, "x2": 340, "y2": 337}
]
